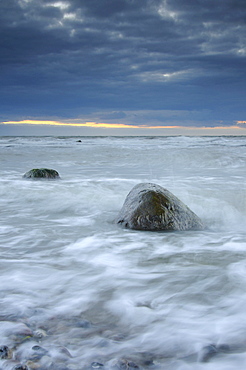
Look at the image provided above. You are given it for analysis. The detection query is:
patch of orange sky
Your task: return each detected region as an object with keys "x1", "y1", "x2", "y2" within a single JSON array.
[
  {"x1": 1, "y1": 119, "x2": 245, "y2": 131},
  {"x1": 2, "y1": 119, "x2": 180, "y2": 129},
  {"x1": 2, "y1": 120, "x2": 134, "y2": 128}
]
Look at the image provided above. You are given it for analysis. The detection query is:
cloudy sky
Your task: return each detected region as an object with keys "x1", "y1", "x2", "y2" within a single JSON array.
[{"x1": 0, "y1": 0, "x2": 246, "y2": 135}]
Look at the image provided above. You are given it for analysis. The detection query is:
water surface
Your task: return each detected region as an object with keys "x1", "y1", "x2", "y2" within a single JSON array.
[{"x1": 0, "y1": 136, "x2": 246, "y2": 369}]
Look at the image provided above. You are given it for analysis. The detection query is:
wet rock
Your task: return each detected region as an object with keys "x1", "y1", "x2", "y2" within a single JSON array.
[
  {"x1": 23, "y1": 168, "x2": 60, "y2": 180},
  {"x1": 0, "y1": 345, "x2": 10, "y2": 359},
  {"x1": 76, "y1": 319, "x2": 91, "y2": 329},
  {"x1": 10, "y1": 329, "x2": 33, "y2": 344},
  {"x1": 131, "y1": 352, "x2": 155, "y2": 367},
  {"x1": 111, "y1": 359, "x2": 139, "y2": 369},
  {"x1": 127, "y1": 362, "x2": 139, "y2": 369},
  {"x1": 110, "y1": 333, "x2": 127, "y2": 342},
  {"x1": 1, "y1": 361, "x2": 28, "y2": 370},
  {"x1": 25, "y1": 360, "x2": 40, "y2": 369},
  {"x1": 55, "y1": 346, "x2": 72, "y2": 359},
  {"x1": 91, "y1": 362, "x2": 104, "y2": 368},
  {"x1": 46, "y1": 345, "x2": 72, "y2": 363},
  {"x1": 13, "y1": 365, "x2": 28, "y2": 370},
  {"x1": 33, "y1": 329, "x2": 47, "y2": 339},
  {"x1": 116, "y1": 183, "x2": 204, "y2": 231},
  {"x1": 30, "y1": 345, "x2": 49, "y2": 360}
]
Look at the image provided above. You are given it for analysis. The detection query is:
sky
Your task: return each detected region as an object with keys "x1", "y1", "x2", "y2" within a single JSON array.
[{"x1": 0, "y1": 0, "x2": 245, "y2": 136}]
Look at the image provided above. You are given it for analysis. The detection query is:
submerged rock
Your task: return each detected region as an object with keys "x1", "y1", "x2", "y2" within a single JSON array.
[
  {"x1": 198, "y1": 343, "x2": 231, "y2": 363},
  {"x1": 0, "y1": 321, "x2": 33, "y2": 345},
  {"x1": 199, "y1": 344, "x2": 218, "y2": 362},
  {"x1": 23, "y1": 168, "x2": 60, "y2": 180},
  {"x1": 30, "y1": 345, "x2": 49, "y2": 360},
  {"x1": 116, "y1": 183, "x2": 204, "y2": 231}
]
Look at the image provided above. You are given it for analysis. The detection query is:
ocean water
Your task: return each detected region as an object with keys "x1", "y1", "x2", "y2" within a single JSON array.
[{"x1": 0, "y1": 135, "x2": 246, "y2": 369}]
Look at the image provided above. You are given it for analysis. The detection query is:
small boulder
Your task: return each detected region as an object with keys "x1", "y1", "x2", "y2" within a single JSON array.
[
  {"x1": 116, "y1": 183, "x2": 204, "y2": 231},
  {"x1": 23, "y1": 168, "x2": 60, "y2": 180}
]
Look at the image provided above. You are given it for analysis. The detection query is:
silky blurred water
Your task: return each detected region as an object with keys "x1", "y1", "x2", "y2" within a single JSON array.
[{"x1": 0, "y1": 136, "x2": 246, "y2": 369}]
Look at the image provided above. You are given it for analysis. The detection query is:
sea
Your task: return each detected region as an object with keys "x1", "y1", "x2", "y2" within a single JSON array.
[{"x1": 0, "y1": 135, "x2": 246, "y2": 370}]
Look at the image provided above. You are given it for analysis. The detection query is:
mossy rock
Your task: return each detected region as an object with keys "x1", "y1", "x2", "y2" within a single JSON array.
[
  {"x1": 116, "y1": 183, "x2": 204, "y2": 231},
  {"x1": 23, "y1": 168, "x2": 60, "y2": 179}
]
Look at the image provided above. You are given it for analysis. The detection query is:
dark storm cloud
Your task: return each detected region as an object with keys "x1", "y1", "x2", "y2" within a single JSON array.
[{"x1": 0, "y1": 0, "x2": 245, "y2": 127}]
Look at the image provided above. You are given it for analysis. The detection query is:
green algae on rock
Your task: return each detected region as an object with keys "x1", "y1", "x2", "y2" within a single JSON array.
[
  {"x1": 23, "y1": 168, "x2": 60, "y2": 180},
  {"x1": 116, "y1": 183, "x2": 204, "y2": 231}
]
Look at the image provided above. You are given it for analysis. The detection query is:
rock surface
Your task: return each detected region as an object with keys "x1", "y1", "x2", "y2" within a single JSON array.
[
  {"x1": 116, "y1": 183, "x2": 204, "y2": 231},
  {"x1": 23, "y1": 168, "x2": 60, "y2": 179}
]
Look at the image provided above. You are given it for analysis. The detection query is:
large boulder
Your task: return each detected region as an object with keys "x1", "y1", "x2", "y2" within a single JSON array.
[
  {"x1": 23, "y1": 168, "x2": 60, "y2": 179},
  {"x1": 116, "y1": 183, "x2": 204, "y2": 231}
]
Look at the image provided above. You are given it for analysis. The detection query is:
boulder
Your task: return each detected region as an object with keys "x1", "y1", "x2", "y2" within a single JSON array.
[
  {"x1": 23, "y1": 168, "x2": 60, "y2": 180},
  {"x1": 116, "y1": 183, "x2": 204, "y2": 231}
]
